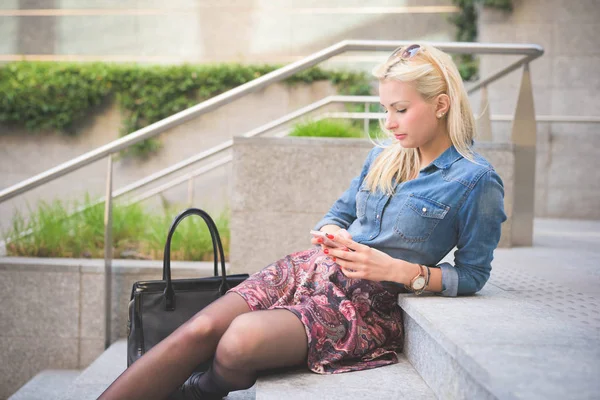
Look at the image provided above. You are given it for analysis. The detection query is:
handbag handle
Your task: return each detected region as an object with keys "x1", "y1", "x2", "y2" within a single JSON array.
[{"x1": 162, "y1": 208, "x2": 228, "y2": 310}]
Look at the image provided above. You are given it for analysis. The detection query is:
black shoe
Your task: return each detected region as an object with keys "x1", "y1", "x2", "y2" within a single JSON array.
[{"x1": 168, "y1": 372, "x2": 227, "y2": 400}]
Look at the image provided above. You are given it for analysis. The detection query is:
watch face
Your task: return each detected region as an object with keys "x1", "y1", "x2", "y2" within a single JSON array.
[{"x1": 412, "y1": 277, "x2": 426, "y2": 290}]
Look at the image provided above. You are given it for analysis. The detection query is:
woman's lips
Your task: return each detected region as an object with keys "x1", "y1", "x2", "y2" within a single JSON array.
[{"x1": 394, "y1": 134, "x2": 407, "y2": 140}]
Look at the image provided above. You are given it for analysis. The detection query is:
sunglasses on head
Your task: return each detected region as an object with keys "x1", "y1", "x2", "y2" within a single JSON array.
[{"x1": 387, "y1": 44, "x2": 422, "y2": 63}]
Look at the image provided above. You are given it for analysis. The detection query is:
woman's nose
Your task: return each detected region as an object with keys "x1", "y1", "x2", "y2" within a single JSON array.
[{"x1": 385, "y1": 114, "x2": 397, "y2": 130}]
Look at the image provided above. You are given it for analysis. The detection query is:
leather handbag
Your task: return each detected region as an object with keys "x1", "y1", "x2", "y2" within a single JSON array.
[{"x1": 127, "y1": 208, "x2": 249, "y2": 370}]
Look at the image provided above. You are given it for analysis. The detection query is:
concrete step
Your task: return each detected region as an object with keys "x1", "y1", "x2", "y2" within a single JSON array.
[
  {"x1": 44, "y1": 338, "x2": 433, "y2": 399},
  {"x1": 8, "y1": 370, "x2": 81, "y2": 400},
  {"x1": 62, "y1": 340, "x2": 126, "y2": 400},
  {"x1": 61, "y1": 340, "x2": 255, "y2": 400},
  {"x1": 398, "y1": 238, "x2": 600, "y2": 400},
  {"x1": 56, "y1": 338, "x2": 432, "y2": 400},
  {"x1": 256, "y1": 357, "x2": 435, "y2": 399}
]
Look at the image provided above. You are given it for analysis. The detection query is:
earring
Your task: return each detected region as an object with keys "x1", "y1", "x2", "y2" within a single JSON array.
[{"x1": 438, "y1": 112, "x2": 445, "y2": 118}]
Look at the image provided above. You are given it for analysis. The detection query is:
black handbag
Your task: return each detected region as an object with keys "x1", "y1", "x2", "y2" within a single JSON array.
[{"x1": 127, "y1": 208, "x2": 249, "y2": 370}]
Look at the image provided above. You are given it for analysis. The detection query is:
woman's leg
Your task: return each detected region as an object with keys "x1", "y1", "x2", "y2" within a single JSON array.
[
  {"x1": 194, "y1": 309, "x2": 308, "y2": 395},
  {"x1": 98, "y1": 292, "x2": 251, "y2": 400}
]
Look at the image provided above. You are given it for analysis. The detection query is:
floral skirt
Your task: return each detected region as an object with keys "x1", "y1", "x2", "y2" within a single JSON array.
[{"x1": 227, "y1": 246, "x2": 404, "y2": 374}]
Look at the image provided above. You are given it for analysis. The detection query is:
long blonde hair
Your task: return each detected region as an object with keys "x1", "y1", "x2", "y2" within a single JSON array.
[{"x1": 365, "y1": 43, "x2": 477, "y2": 195}]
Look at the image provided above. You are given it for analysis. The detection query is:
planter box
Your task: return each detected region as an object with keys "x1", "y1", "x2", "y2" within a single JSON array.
[
  {"x1": 0, "y1": 257, "x2": 215, "y2": 399},
  {"x1": 230, "y1": 136, "x2": 515, "y2": 274}
]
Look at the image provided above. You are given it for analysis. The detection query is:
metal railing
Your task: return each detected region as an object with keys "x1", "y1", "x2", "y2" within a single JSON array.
[
  {"x1": 105, "y1": 100, "x2": 600, "y2": 209},
  {"x1": 0, "y1": 40, "x2": 544, "y2": 348}
]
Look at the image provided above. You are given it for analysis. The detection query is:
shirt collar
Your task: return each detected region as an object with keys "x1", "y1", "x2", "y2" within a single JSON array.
[{"x1": 421, "y1": 144, "x2": 464, "y2": 171}]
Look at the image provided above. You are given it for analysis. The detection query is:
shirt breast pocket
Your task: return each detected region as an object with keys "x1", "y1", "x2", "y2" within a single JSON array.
[
  {"x1": 355, "y1": 186, "x2": 370, "y2": 219},
  {"x1": 394, "y1": 194, "x2": 450, "y2": 242}
]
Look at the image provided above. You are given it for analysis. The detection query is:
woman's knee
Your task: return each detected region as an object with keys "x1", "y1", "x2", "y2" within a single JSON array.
[
  {"x1": 178, "y1": 293, "x2": 252, "y2": 345},
  {"x1": 181, "y1": 313, "x2": 222, "y2": 345},
  {"x1": 214, "y1": 313, "x2": 263, "y2": 370}
]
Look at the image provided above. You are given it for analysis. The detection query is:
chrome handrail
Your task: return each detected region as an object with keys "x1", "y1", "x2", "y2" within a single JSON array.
[
  {"x1": 0, "y1": 40, "x2": 543, "y2": 203},
  {"x1": 129, "y1": 110, "x2": 600, "y2": 206}
]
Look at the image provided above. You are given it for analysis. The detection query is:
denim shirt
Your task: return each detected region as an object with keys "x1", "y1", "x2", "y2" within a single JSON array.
[{"x1": 313, "y1": 143, "x2": 507, "y2": 297}]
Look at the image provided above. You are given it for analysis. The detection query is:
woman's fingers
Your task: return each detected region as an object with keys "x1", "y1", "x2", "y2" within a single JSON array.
[
  {"x1": 329, "y1": 234, "x2": 365, "y2": 253},
  {"x1": 311, "y1": 236, "x2": 329, "y2": 248},
  {"x1": 324, "y1": 246, "x2": 356, "y2": 260}
]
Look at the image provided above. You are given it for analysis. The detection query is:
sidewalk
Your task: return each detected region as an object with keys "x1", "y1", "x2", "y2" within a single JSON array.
[{"x1": 491, "y1": 218, "x2": 599, "y2": 335}]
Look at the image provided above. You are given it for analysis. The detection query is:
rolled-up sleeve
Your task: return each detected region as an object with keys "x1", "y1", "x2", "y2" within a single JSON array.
[
  {"x1": 313, "y1": 146, "x2": 381, "y2": 231},
  {"x1": 436, "y1": 169, "x2": 507, "y2": 297}
]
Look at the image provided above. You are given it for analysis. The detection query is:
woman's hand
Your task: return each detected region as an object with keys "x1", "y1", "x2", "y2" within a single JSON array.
[
  {"x1": 310, "y1": 228, "x2": 352, "y2": 251},
  {"x1": 323, "y1": 234, "x2": 401, "y2": 282}
]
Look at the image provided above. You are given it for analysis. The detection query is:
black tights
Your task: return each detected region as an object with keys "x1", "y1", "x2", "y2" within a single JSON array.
[{"x1": 98, "y1": 293, "x2": 308, "y2": 400}]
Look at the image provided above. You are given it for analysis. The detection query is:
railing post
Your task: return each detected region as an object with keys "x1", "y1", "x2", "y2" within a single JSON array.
[
  {"x1": 477, "y1": 85, "x2": 493, "y2": 141},
  {"x1": 104, "y1": 155, "x2": 114, "y2": 349},
  {"x1": 187, "y1": 176, "x2": 194, "y2": 207},
  {"x1": 510, "y1": 63, "x2": 536, "y2": 247}
]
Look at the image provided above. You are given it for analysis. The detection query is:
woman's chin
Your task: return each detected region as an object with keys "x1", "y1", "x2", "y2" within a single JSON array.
[{"x1": 397, "y1": 141, "x2": 417, "y2": 149}]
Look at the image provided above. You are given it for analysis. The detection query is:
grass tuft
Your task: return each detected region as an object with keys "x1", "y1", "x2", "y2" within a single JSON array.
[{"x1": 2, "y1": 196, "x2": 231, "y2": 261}]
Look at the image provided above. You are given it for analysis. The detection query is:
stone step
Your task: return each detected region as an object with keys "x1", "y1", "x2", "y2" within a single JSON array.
[
  {"x1": 32, "y1": 338, "x2": 432, "y2": 399},
  {"x1": 8, "y1": 370, "x2": 81, "y2": 400},
  {"x1": 62, "y1": 340, "x2": 127, "y2": 400},
  {"x1": 398, "y1": 249, "x2": 600, "y2": 400},
  {"x1": 61, "y1": 340, "x2": 255, "y2": 400},
  {"x1": 56, "y1": 338, "x2": 432, "y2": 399},
  {"x1": 256, "y1": 357, "x2": 435, "y2": 399}
]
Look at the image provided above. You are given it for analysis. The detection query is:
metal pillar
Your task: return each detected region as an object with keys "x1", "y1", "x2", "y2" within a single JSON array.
[
  {"x1": 510, "y1": 64, "x2": 537, "y2": 247},
  {"x1": 104, "y1": 155, "x2": 114, "y2": 349}
]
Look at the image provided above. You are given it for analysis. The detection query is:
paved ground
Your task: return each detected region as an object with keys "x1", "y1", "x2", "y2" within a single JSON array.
[
  {"x1": 406, "y1": 217, "x2": 600, "y2": 399},
  {"x1": 491, "y1": 218, "x2": 600, "y2": 333}
]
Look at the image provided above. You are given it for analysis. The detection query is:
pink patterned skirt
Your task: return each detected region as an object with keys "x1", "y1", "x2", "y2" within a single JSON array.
[{"x1": 227, "y1": 246, "x2": 404, "y2": 374}]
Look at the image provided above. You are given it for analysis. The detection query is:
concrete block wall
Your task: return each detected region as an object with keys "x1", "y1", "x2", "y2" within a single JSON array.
[
  {"x1": 477, "y1": 0, "x2": 600, "y2": 219},
  {"x1": 230, "y1": 137, "x2": 515, "y2": 275},
  {"x1": 0, "y1": 257, "x2": 214, "y2": 400}
]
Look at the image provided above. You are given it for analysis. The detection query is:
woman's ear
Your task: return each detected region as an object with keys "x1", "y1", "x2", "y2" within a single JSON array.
[{"x1": 435, "y1": 94, "x2": 450, "y2": 118}]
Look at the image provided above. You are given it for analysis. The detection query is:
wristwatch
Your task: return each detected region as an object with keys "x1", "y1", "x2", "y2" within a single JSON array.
[{"x1": 405, "y1": 264, "x2": 429, "y2": 295}]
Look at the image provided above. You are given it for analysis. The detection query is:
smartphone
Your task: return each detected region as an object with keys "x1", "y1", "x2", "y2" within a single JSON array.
[{"x1": 310, "y1": 230, "x2": 344, "y2": 249}]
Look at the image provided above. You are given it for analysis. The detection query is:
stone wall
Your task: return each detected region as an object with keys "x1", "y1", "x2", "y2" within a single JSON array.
[
  {"x1": 477, "y1": 0, "x2": 600, "y2": 219},
  {"x1": 230, "y1": 137, "x2": 515, "y2": 275},
  {"x1": 0, "y1": 257, "x2": 216, "y2": 400}
]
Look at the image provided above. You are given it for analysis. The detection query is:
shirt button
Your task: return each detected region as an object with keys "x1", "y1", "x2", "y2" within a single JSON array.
[
  {"x1": 422, "y1": 207, "x2": 427, "y2": 212},
  {"x1": 376, "y1": 214, "x2": 380, "y2": 219}
]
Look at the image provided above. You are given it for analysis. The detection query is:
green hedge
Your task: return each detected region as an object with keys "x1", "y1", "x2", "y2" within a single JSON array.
[{"x1": 0, "y1": 62, "x2": 373, "y2": 157}]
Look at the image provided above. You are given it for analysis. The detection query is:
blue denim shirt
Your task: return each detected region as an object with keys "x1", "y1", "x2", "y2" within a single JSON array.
[{"x1": 313, "y1": 143, "x2": 507, "y2": 297}]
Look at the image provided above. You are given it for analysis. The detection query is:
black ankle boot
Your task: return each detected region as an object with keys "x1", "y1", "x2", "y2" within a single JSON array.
[{"x1": 168, "y1": 372, "x2": 228, "y2": 400}]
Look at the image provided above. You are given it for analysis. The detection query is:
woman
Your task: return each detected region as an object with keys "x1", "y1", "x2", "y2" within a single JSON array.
[{"x1": 99, "y1": 43, "x2": 507, "y2": 400}]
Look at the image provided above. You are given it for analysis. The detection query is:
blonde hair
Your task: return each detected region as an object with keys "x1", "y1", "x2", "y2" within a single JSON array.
[{"x1": 365, "y1": 43, "x2": 477, "y2": 195}]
